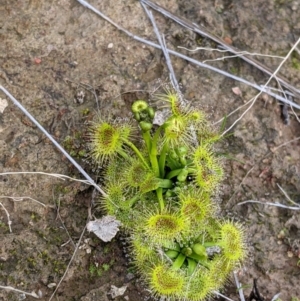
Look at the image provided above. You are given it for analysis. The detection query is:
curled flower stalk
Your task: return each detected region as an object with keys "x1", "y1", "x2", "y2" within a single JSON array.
[{"x1": 88, "y1": 90, "x2": 248, "y2": 301}]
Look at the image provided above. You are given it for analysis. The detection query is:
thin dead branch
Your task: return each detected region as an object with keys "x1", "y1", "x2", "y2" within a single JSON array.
[
  {"x1": 221, "y1": 36, "x2": 300, "y2": 136},
  {"x1": 277, "y1": 183, "x2": 300, "y2": 208},
  {"x1": 178, "y1": 46, "x2": 285, "y2": 63},
  {"x1": 0, "y1": 195, "x2": 47, "y2": 208},
  {"x1": 238, "y1": 200, "x2": 300, "y2": 210},
  {"x1": 48, "y1": 225, "x2": 87, "y2": 301},
  {"x1": 0, "y1": 171, "x2": 96, "y2": 186},
  {"x1": 213, "y1": 291, "x2": 236, "y2": 301},
  {"x1": 271, "y1": 136, "x2": 300, "y2": 152},
  {"x1": 141, "y1": 2, "x2": 180, "y2": 92},
  {"x1": 74, "y1": 0, "x2": 300, "y2": 109},
  {"x1": 233, "y1": 271, "x2": 246, "y2": 301},
  {"x1": 141, "y1": 0, "x2": 300, "y2": 100},
  {"x1": 213, "y1": 96, "x2": 255, "y2": 126},
  {"x1": 0, "y1": 86, "x2": 107, "y2": 197},
  {"x1": 54, "y1": 194, "x2": 76, "y2": 248},
  {"x1": 0, "y1": 196, "x2": 47, "y2": 232},
  {"x1": 0, "y1": 202, "x2": 12, "y2": 232},
  {"x1": 0, "y1": 285, "x2": 40, "y2": 299}
]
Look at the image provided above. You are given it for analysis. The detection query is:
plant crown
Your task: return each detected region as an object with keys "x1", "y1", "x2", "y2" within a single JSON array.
[{"x1": 89, "y1": 91, "x2": 247, "y2": 301}]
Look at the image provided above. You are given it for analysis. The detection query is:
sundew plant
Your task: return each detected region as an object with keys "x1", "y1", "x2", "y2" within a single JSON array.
[{"x1": 88, "y1": 90, "x2": 247, "y2": 301}]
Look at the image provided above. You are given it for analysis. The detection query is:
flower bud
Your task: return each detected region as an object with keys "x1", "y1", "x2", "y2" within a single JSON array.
[
  {"x1": 192, "y1": 243, "x2": 207, "y2": 257},
  {"x1": 176, "y1": 146, "x2": 188, "y2": 156},
  {"x1": 147, "y1": 107, "x2": 155, "y2": 119},
  {"x1": 165, "y1": 250, "x2": 179, "y2": 259},
  {"x1": 139, "y1": 121, "x2": 153, "y2": 132},
  {"x1": 177, "y1": 169, "x2": 188, "y2": 182}
]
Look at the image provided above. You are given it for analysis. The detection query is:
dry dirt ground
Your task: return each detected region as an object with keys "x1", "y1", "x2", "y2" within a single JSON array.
[{"x1": 1, "y1": 0, "x2": 300, "y2": 300}]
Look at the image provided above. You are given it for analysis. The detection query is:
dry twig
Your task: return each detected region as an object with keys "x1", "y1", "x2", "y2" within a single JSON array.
[
  {"x1": 0, "y1": 86, "x2": 106, "y2": 197},
  {"x1": 140, "y1": 0, "x2": 300, "y2": 99},
  {"x1": 213, "y1": 291, "x2": 236, "y2": 301},
  {"x1": 238, "y1": 200, "x2": 300, "y2": 210},
  {"x1": 54, "y1": 194, "x2": 76, "y2": 248},
  {"x1": 48, "y1": 225, "x2": 87, "y2": 301},
  {"x1": 0, "y1": 285, "x2": 40, "y2": 299},
  {"x1": 178, "y1": 46, "x2": 285, "y2": 63},
  {"x1": 74, "y1": 0, "x2": 300, "y2": 109},
  {"x1": 0, "y1": 195, "x2": 47, "y2": 208},
  {"x1": 221, "y1": 36, "x2": 300, "y2": 136},
  {"x1": 0, "y1": 196, "x2": 47, "y2": 232},
  {"x1": 271, "y1": 136, "x2": 300, "y2": 152},
  {"x1": 0, "y1": 202, "x2": 12, "y2": 233},
  {"x1": 0, "y1": 171, "x2": 107, "y2": 200},
  {"x1": 277, "y1": 183, "x2": 300, "y2": 208},
  {"x1": 141, "y1": 2, "x2": 180, "y2": 92},
  {"x1": 233, "y1": 271, "x2": 246, "y2": 301}
]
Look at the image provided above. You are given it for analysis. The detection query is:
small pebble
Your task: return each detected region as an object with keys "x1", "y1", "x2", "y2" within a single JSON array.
[
  {"x1": 0, "y1": 98, "x2": 8, "y2": 113},
  {"x1": 291, "y1": 1, "x2": 298, "y2": 10},
  {"x1": 47, "y1": 283, "x2": 57, "y2": 288},
  {"x1": 125, "y1": 272, "x2": 135, "y2": 281},
  {"x1": 224, "y1": 36, "x2": 233, "y2": 45}
]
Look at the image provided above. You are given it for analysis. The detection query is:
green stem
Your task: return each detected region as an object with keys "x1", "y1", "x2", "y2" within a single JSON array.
[
  {"x1": 118, "y1": 149, "x2": 131, "y2": 161},
  {"x1": 187, "y1": 252, "x2": 210, "y2": 269},
  {"x1": 158, "y1": 143, "x2": 168, "y2": 177},
  {"x1": 172, "y1": 253, "x2": 186, "y2": 270},
  {"x1": 156, "y1": 188, "x2": 164, "y2": 211},
  {"x1": 187, "y1": 258, "x2": 197, "y2": 276},
  {"x1": 122, "y1": 139, "x2": 150, "y2": 169},
  {"x1": 157, "y1": 178, "x2": 173, "y2": 189},
  {"x1": 125, "y1": 194, "x2": 141, "y2": 208},
  {"x1": 150, "y1": 127, "x2": 162, "y2": 177},
  {"x1": 142, "y1": 130, "x2": 152, "y2": 153},
  {"x1": 187, "y1": 167, "x2": 200, "y2": 175}
]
